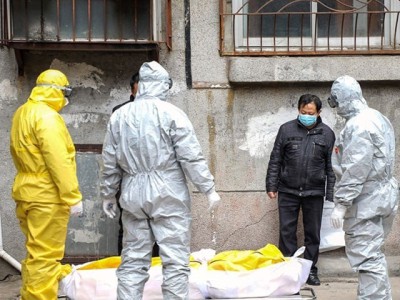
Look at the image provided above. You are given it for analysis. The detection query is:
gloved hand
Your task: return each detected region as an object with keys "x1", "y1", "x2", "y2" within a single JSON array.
[
  {"x1": 70, "y1": 201, "x2": 83, "y2": 216},
  {"x1": 330, "y1": 203, "x2": 347, "y2": 229},
  {"x1": 103, "y1": 199, "x2": 117, "y2": 219},
  {"x1": 206, "y1": 187, "x2": 221, "y2": 211}
]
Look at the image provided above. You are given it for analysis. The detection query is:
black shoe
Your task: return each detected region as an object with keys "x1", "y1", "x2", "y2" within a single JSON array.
[{"x1": 306, "y1": 273, "x2": 321, "y2": 286}]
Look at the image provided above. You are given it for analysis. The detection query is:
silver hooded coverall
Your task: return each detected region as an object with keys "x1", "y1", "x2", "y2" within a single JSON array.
[
  {"x1": 101, "y1": 61, "x2": 216, "y2": 300},
  {"x1": 330, "y1": 75, "x2": 399, "y2": 300}
]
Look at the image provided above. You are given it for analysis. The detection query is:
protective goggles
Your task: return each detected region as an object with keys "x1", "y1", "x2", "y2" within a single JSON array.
[
  {"x1": 61, "y1": 85, "x2": 73, "y2": 97},
  {"x1": 327, "y1": 94, "x2": 338, "y2": 108},
  {"x1": 37, "y1": 84, "x2": 73, "y2": 97}
]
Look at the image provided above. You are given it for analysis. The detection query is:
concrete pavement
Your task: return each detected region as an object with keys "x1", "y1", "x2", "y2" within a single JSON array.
[
  {"x1": 1, "y1": 275, "x2": 400, "y2": 299},
  {"x1": 0, "y1": 274, "x2": 20, "y2": 300},
  {"x1": 312, "y1": 276, "x2": 400, "y2": 299}
]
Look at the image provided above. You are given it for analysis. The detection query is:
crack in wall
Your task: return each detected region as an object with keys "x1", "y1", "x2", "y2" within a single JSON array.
[{"x1": 218, "y1": 206, "x2": 278, "y2": 250}]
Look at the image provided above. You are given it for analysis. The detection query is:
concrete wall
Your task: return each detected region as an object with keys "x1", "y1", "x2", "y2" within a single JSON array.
[
  {"x1": 1, "y1": 0, "x2": 400, "y2": 277},
  {"x1": 0, "y1": 48, "x2": 22, "y2": 277}
]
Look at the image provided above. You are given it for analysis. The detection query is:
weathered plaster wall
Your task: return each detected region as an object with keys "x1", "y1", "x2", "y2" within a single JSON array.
[
  {"x1": 187, "y1": 85, "x2": 400, "y2": 255},
  {"x1": 185, "y1": 0, "x2": 400, "y2": 259},
  {"x1": 0, "y1": 48, "x2": 23, "y2": 277}
]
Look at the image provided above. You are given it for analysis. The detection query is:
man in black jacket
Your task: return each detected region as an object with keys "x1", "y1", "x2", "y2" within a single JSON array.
[
  {"x1": 112, "y1": 72, "x2": 139, "y2": 113},
  {"x1": 266, "y1": 94, "x2": 335, "y2": 286}
]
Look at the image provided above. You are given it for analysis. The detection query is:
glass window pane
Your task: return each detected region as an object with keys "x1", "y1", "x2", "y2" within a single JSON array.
[
  {"x1": 120, "y1": 0, "x2": 135, "y2": 40},
  {"x1": 26, "y1": 1, "x2": 42, "y2": 40},
  {"x1": 75, "y1": 1, "x2": 89, "y2": 39},
  {"x1": 248, "y1": 0, "x2": 311, "y2": 38},
  {"x1": 137, "y1": 1, "x2": 150, "y2": 40},
  {"x1": 106, "y1": 0, "x2": 119, "y2": 40},
  {"x1": 106, "y1": 0, "x2": 150, "y2": 40},
  {"x1": 368, "y1": 0, "x2": 385, "y2": 36},
  {"x1": 10, "y1": 0, "x2": 25, "y2": 39},
  {"x1": 42, "y1": 1, "x2": 57, "y2": 40},
  {"x1": 317, "y1": 0, "x2": 385, "y2": 38},
  {"x1": 91, "y1": 0, "x2": 105, "y2": 39},
  {"x1": 12, "y1": 1, "x2": 57, "y2": 40},
  {"x1": 60, "y1": 0, "x2": 73, "y2": 40},
  {"x1": 9, "y1": 0, "x2": 152, "y2": 42},
  {"x1": 317, "y1": 0, "x2": 349, "y2": 37}
]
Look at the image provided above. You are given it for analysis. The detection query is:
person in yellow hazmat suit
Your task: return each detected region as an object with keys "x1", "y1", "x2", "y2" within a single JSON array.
[{"x1": 10, "y1": 69, "x2": 83, "y2": 300}]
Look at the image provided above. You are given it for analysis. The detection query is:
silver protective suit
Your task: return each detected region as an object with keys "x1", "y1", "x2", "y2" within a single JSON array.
[
  {"x1": 101, "y1": 61, "x2": 215, "y2": 299},
  {"x1": 331, "y1": 75, "x2": 399, "y2": 300}
]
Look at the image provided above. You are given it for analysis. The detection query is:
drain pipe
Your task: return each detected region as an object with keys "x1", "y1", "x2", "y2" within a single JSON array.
[{"x1": 0, "y1": 215, "x2": 21, "y2": 272}]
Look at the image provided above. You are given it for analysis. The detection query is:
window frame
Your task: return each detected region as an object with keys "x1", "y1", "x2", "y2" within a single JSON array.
[
  {"x1": 1, "y1": 0, "x2": 172, "y2": 74},
  {"x1": 1, "y1": 0, "x2": 170, "y2": 47},
  {"x1": 223, "y1": 0, "x2": 400, "y2": 55}
]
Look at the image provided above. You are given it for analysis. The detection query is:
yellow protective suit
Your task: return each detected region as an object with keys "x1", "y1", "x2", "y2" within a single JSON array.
[{"x1": 10, "y1": 69, "x2": 82, "y2": 300}]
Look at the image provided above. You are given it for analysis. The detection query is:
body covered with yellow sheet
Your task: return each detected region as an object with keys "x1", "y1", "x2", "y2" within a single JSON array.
[{"x1": 60, "y1": 244, "x2": 312, "y2": 299}]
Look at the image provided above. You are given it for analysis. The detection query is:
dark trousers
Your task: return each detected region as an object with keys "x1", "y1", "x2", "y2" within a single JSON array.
[{"x1": 278, "y1": 192, "x2": 324, "y2": 273}]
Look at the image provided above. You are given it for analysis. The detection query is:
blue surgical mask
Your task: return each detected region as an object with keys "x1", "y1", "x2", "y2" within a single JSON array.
[{"x1": 298, "y1": 114, "x2": 317, "y2": 127}]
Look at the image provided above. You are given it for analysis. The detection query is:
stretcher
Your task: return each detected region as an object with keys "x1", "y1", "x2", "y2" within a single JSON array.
[
  {"x1": 58, "y1": 284, "x2": 316, "y2": 299},
  {"x1": 212, "y1": 287, "x2": 316, "y2": 299},
  {"x1": 58, "y1": 287, "x2": 316, "y2": 300}
]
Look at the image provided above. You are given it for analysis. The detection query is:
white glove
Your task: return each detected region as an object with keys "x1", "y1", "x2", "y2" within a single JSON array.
[
  {"x1": 330, "y1": 203, "x2": 347, "y2": 229},
  {"x1": 70, "y1": 201, "x2": 83, "y2": 216},
  {"x1": 191, "y1": 249, "x2": 216, "y2": 264},
  {"x1": 103, "y1": 199, "x2": 117, "y2": 219},
  {"x1": 206, "y1": 187, "x2": 221, "y2": 211}
]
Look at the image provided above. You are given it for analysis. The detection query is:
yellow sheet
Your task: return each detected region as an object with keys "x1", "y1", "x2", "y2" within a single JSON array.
[{"x1": 74, "y1": 243, "x2": 287, "y2": 272}]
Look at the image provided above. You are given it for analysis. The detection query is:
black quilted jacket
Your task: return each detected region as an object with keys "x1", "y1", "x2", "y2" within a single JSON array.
[{"x1": 266, "y1": 117, "x2": 336, "y2": 201}]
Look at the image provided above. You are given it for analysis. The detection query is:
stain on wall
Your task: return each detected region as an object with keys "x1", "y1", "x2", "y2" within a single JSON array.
[
  {"x1": 63, "y1": 113, "x2": 107, "y2": 129},
  {"x1": 207, "y1": 91, "x2": 217, "y2": 176},
  {"x1": 238, "y1": 107, "x2": 296, "y2": 158},
  {"x1": 50, "y1": 59, "x2": 105, "y2": 90},
  {"x1": 0, "y1": 79, "x2": 18, "y2": 107}
]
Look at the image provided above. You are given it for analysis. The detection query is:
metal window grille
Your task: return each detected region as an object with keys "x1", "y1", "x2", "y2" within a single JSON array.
[
  {"x1": 220, "y1": 0, "x2": 400, "y2": 55},
  {"x1": 0, "y1": 0, "x2": 172, "y2": 49},
  {"x1": 0, "y1": 0, "x2": 7, "y2": 46}
]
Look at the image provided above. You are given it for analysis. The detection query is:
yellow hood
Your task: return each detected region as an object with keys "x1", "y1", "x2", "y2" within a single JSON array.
[{"x1": 29, "y1": 69, "x2": 70, "y2": 112}]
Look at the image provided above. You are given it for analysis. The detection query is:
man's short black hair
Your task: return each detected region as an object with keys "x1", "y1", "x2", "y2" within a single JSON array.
[
  {"x1": 130, "y1": 72, "x2": 139, "y2": 89},
  {"x1": 298, "y1": 94, "x2": 322, "y2": 112}
]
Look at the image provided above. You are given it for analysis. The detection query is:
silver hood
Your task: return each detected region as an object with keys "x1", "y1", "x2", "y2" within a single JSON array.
[
  {"x1": 135, "y1": 61, "x2": 172, "y2": 102},
  {"x1": 330, "y1": 75, "x2": 368, "y2": 120}
]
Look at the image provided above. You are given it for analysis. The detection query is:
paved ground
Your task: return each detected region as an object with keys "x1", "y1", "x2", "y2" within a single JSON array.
[
  {"x1": 0, "y1": 274, "x2": 20, "y2": 300},
  {"x1": 1, "y1": 274, "x2": 400, "y2": 300}
]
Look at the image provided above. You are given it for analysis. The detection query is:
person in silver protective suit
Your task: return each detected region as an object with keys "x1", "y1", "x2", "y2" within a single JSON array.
[
  {"x1": 328, "y1": 75, "x2": 399, "y2": 300},
  {"x1": 100, "y1": 61, "x2": 221, "y2": 300}
]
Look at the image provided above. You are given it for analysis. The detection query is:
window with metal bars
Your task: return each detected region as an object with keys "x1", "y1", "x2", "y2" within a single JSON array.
[
  {"x1": 220, "y1": 0, "x2": 400, "y2": 55},
  {"x1": 0, "y1": 0, "x2": 171, "y2": 49}
]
